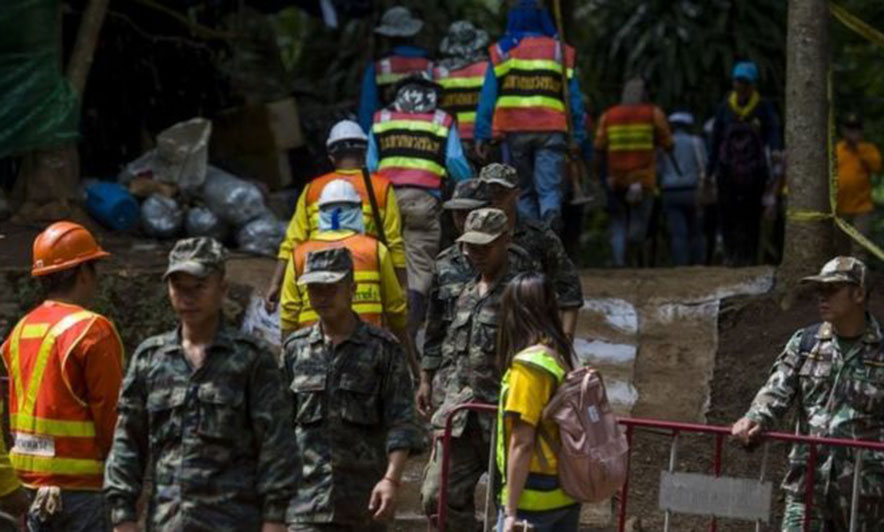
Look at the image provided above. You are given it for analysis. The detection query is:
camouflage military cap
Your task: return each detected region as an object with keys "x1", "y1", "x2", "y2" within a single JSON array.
[
  {"x1": 478, "y1": 163, "x2": 518, "y2": 189},
  {"x1": 456, "y1": 208, "x2": 508, "y2": 245},
  {"x1": 801, "y1": 256, "x2": 867, "y2": 287},
  {"x1": 164, "y1": 237, "x2": 228, "y2": 280},
  {"x1": 443, "y1": 179, "x2": 490, "y2": 210},
  {"x1": 298, "y1": 247, "x2": 354, "y2": 286},
  {"x1": 439, "y1": 21, "x2": 489, "y2": 57}
]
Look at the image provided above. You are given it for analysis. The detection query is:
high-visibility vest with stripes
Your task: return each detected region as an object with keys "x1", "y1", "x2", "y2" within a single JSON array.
[
  {"x1": 488, "y1": 36, "x2": 575, "y2": 133},
  {"x1": 433, "y1": 61, "x2": 494, "y2": 141},
  {"x1": 1, "y1": 304, "x2": 110, "y2": 489},
  {"x1": 293, "y1": 232, "x2": 383, "y2": 327},
  {"x1": 372, "y1": 109, "x2": 453, "y2": 190},
  {"x1": 497, "y1": 345, "x2": 575, "y2": 512},
  {"x1": 602, "y1": 103, "x2": 656, "y2": 182},
  {"x1": 304, "y1": 171, "x2": 392, "y2": 240},
  {"x1": 375, "y1": 55, "x2": 433, "y2": 107}
]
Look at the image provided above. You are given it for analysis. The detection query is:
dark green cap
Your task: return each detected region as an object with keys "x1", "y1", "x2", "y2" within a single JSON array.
[
  {"x1": 298, "y1": 247, "x2": 354, "y2": 286},
  {"x1": 164, "y1": 237, "x2": 227, "y2": 280},
  {"x1": 456, "y1": 207, "x2": 508, "y2": 245},
  {"x1": 443, "y1": 179, "x2": 490, "y2": 210}
]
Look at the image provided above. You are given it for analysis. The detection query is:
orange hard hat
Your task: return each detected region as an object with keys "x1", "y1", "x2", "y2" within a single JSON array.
[{"x1": 32, "y1": 221, "x2": 110, "y2": 277}]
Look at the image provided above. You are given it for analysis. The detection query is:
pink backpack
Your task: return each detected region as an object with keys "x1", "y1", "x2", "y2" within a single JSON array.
[{"x1": 540, "y1": 367, "x2": 629, "y2": 503}]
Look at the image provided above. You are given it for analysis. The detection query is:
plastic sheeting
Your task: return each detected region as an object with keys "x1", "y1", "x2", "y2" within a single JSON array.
[
  {"x1": 0, "y1": 0, "x2": 79, "y2": 157},
  {"x1": 202, "y1": 166, "x2": 266, "y2": 226},
  {"x1": 185, "y1": 206, "x2": 230, "y2": 241},
  {"x1": 236, "y1": 213, "x2": 286, "y2": 257},
  {"x1": 141, "y1": 194, "x2": 183, "y2": 238}
]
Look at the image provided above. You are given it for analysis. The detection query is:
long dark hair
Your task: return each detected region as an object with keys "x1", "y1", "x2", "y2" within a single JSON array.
[{"x1": 497, "y1": 272, "x2": 576, "y2": 372}]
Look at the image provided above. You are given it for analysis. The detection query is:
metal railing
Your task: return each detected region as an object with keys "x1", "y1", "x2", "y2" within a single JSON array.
[{"x1": 432, "y1": 403, "x2": 884, "y2": 532}]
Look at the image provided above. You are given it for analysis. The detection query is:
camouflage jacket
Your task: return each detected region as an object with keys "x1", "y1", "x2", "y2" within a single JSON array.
[
  {"x1": 431, "y1": 266, "x2": 520, "y2": 438},
  {"x1": 104, "y1": 325, "x2": 297, "y2": 531},
  {"x1": 746, "y1": 316, "x2": 884, "y2": 506},
  {"x1": 422, "y1": 243, "x2": 538, "y2": 371},
  {"x1": 513, "y1": 217, "x2": 583, "y2": 309},
  {"x1": 282, "y1": 318, "x2": 423, "y2": 525}
]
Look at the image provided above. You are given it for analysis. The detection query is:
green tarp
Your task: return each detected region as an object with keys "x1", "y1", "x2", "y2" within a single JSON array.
[{"x1": 0, "y1": 0, "x2": 79, "y2": 158}]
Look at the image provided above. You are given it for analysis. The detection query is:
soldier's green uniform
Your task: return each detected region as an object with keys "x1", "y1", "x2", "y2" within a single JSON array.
[
  {"x1": 743, "y1": 258, "x2": 884, "y2": 531},
  {"x1": 283, "y1": 247, "x2": 423, "y2": 531},
  {"x1": 104, "y1": 238, "x2": 298, "y2": 531},
  {"x1": 420, "y1": 208, "x2": 516, "y2": 529},
  {"x1": 478, "y1": 163, "x2": 583, "y2": 311}
]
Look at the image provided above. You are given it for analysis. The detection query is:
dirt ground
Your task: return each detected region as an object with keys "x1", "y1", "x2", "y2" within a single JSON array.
[{"x1": 621, "y1": 272, "x2": 884, "y2": 531}]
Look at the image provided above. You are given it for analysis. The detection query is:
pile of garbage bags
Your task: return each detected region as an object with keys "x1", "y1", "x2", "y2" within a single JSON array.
[{"x1": 109, "y1": 117, "x2": 286, "y2": 256}]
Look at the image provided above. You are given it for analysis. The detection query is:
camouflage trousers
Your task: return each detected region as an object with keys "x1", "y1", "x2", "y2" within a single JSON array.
[
  {"x1": 781, "y1": 493, "x2": 884, "y2": 531},
  {"x1": 421, "y1": 416, "x2": 495, "y2": 531}
]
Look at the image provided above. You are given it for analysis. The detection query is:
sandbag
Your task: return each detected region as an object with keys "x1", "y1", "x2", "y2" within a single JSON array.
[
  {"x1": 236, "y1": 213, "x2": 286, "y2": 257},
  {"x1": 141, "y1": 194, "x2": 183, "y2": 238},
  {"x1": 185, "y1": 206, "x2": 230, "y2": 241},
  {"x1": 202, "y1": 166, "x2": 266, "y2": 226}
]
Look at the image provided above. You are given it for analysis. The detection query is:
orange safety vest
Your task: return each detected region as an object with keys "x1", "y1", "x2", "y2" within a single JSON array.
[
  {"x1": 371, "y1": 109, "x2": 453, "y2": 190},
  {"x1": 293, "y1": 233, "x2": 383, "y2": 327},
  {"x1": 434, "y1": 61, "x2": 496, "y2": 141},
  {"x1": 488, "y1": 36, "x2": 575, "y2": 134},
  {"x1": 375, "y1": 55, "x2": 433, "y2": 107},
  {"x1": 1, "y1": 304, "x2": 109, "y2": 489},
  {"x1": 304, "y1": 170, "x2": 392, "y2": 239},
  {"x1": 602, "y1": 103, "x2": 657, "y2": 188}
]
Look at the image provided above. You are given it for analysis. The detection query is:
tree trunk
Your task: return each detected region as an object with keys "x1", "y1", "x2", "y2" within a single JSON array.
[
  {"x1": 778, "y1": 0, "x2": 832, "y2": 291},
  {"x1": 17, "y1": 0, "x2": 109, "y2": 221}
]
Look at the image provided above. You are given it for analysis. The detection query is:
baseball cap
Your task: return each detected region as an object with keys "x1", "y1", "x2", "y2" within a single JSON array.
[
  {"x1": 443, "y1": 179, "x2": 490, "y2": 210},
  {"x1": 843, "y1": 113, "x2": 863, "y2": 129},
  {"x1": 478, "y1": 163, "x2": 518, "y2": 189},
  {"x1": 164, "y1": 237, "x2": 228, "y2": 280},
  {"x1": 732, "y1": 61, "x2": 759, "y2": 83},
  {"x1": 297, "y1": 247, "x2": 354, "y2": 286},
  {"x1": 456, "y1": 208, "x2": 508, "y2": 245},
  {"x1": 801, "y1": 256, "x2": 867, "y2": 287}
]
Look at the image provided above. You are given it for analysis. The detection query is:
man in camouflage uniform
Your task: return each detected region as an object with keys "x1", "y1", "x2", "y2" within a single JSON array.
[
  {"x1": 420, "y1": 208, "x2": 518, "y2": 530},
  {"x1": 478, "y1": 163, "x2": 584, "y2": 337},
  {"x1": 282, "y1": 247, "x2": 423, "y2": 531},
  {"x1": 733, "y1": 257, "x2": 884, "y2": 531},
  {"x1": 105, "y1": 238, "x2": 297, "y2": 532},
  {"x1": 417, "y1": 179, "x2": 537, "y2": 415}
]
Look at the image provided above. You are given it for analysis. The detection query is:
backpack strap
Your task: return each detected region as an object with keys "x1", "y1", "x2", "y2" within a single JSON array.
[{"x1": 799, "y1": 323, "x2": 821, "y2": 358}]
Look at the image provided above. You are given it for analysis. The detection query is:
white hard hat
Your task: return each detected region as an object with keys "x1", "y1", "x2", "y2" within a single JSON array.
[
  {"x1": 318, "y1": 179, "x2": 361, "y2": 207},
  {"x1": 326, "y1": 120, "x2": 368, "y2": 148}
]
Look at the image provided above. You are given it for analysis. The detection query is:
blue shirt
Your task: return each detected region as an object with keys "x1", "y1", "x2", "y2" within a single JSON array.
[
  {"x1": 658, "y1": 130, "x2": 707, "y2": 190},
  {"x1": 367, "y1": 121, "x2": 472, "y2": 198},
  {"x1": 358, "y1": 45, "x2": 432, "y2": 132},
  {"x1": 474, "y1": 37, "x2": 586, "y2": 145}
]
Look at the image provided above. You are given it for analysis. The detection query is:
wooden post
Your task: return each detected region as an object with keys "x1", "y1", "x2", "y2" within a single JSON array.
[{"x1": 778, "y1": 0, "x2": 833, "y2": 288}]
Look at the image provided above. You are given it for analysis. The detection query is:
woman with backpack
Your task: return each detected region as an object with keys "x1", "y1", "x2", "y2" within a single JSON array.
[{"x1": 495, "y1": 272, "x2": 580, "y2": 532}]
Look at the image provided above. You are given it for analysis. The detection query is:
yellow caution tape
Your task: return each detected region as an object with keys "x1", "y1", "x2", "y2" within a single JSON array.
[{"x1": 830, "y1": 3, "x2": 884, "y2": 48}]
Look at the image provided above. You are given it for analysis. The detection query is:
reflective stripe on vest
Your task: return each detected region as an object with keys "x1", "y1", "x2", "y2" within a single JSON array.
[
  {"x1": 375, "y1": 56, "x2": 433, "y2": 105},
  {"x1": 294, "y1": 233, "x2": 383, "y2": 327},
  {"x1": 489, "y1": 37, "x2": 574, "y2": 133},
  {"x1": 6, "y1": 309, "x2": 104, "y2": 482},
  {"x1": 372, "y1": 110, "x2": 452, "y2": 189},
  {"x1": 496, "y1": 345, "x2": 573, "y2": 512},
  {"x1": 434, "y1": 62, "x2": 489, "y2": 140},
  {"x1": 603, "y1": 104, "x2": 657, "y2": 182},
  {"x1": 304, "y1": 171, "x2": 391, "y2": 240}
]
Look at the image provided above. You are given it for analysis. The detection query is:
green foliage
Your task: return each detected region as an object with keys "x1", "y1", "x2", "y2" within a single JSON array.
[{"x1": 573, "y1": 0, "x2": 787, "y2": 117}]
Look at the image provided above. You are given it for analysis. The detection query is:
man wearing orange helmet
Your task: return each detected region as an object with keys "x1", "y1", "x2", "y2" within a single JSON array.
[{"x1": 0, "y1": 221, "x2": 124, "y2": 531}]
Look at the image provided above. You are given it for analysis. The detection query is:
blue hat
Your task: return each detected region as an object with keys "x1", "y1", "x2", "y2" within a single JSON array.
[{"x1": 732, "y1": 61, "x2": 759, "y2": 84}]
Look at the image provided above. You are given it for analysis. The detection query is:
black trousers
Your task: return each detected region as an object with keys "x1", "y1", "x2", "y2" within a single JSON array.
[{"x1": 717, "y1": 179, "x2": 765, "y2": 267}]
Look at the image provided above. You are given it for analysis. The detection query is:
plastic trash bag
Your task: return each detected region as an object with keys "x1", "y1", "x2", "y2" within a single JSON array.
[
  {"x1": 154, "y1": 118, "x2": 211, "y2": 194},
  {"x1": 236, "y1": 213, "x2": 285, "y2": 257},
  {"x1": 240, "y1": 295, "x2": 282, "y2": 349},
  {"x1": 202, "y1": 166, "x2": 266, "y2": 226},
  {"x1": 141, "y1": 194, "x2": 183, "y2": 238},
  {"x1": 185, "y1": 206, "x2": 230, "y2": 241}
]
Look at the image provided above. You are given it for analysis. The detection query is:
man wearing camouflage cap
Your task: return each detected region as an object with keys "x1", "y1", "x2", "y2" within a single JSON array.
[
  {"x1": 283, "y1": 247, "x2": 422, "y2": 531},
  {"x1": 418, "y1": 181, "x2": 536, "y2": 415},
  {"x1": 420, "y1": 208, "x2": 522, "y2": 530},
  {"x1": 479, "y1": 163, "x2": 583, "y2": 338},
  {"x1": 105, "y1": 237, "x2": 298, "y2": 532},
  {"x1": 732, "y1": 257, "x2": 884, "y2": 530},
  {"x1": 433, "y1": 21, "x2": 495, "y2": 159}
]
